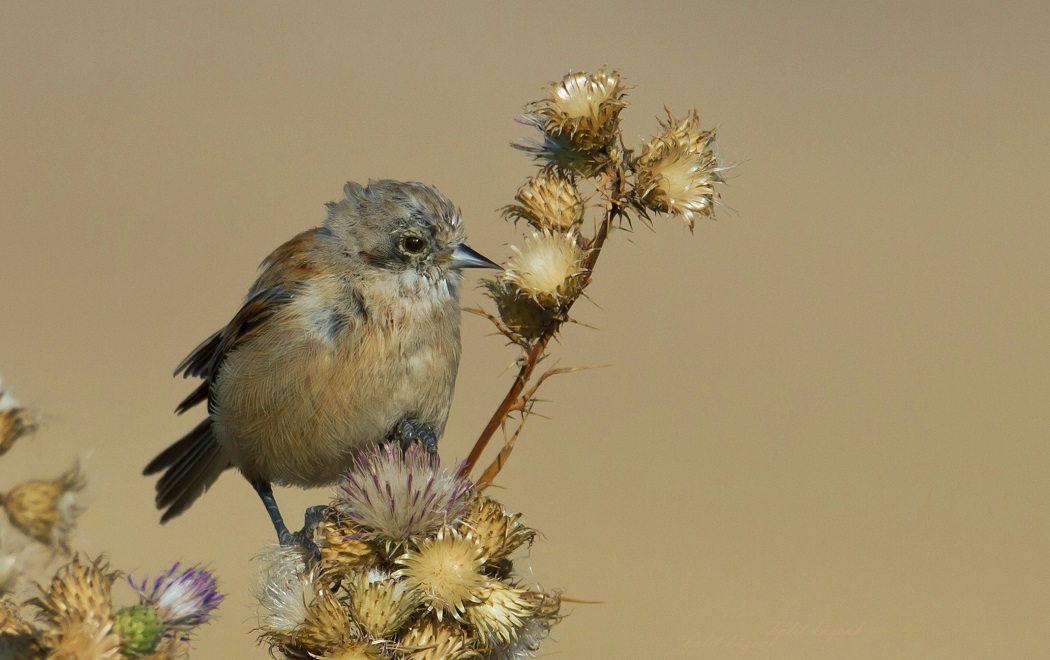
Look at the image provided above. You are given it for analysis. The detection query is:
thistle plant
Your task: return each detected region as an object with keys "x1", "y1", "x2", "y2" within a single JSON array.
[
  {"x1": 255, "y1": 445, "x2": 557, "y2": 659},
  {"x1": 465, "y1": 68, "x2": 726, "y2": 484},
  {"x1": 0, "y1": 377, "x2": 224, "y2": 658}
]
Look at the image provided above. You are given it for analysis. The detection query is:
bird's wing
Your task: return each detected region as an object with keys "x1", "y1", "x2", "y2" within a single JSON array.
[{"x1": 172, "y1": 227, "x2": 323, "y2": 413}]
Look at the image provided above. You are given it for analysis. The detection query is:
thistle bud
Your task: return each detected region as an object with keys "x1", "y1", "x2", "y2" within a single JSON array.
[
  {"x1": 317, "y1": 509, "x2": 377, "y2": 571},
  {"x1": 482, "y1": 279, "x2": 558, "y2": 342},
  {"x1": 503, "y1": 172, "x2": 585, "y2": 232},
  {"x1": 113, "y1": 605, "x2": 164, "y2": 658},
  {"x1": 459, "y1": 496, "x2": 535, "y2": 563},
  {"x1": 1, "y1": 463, "x2": 85, "y2": 551}
]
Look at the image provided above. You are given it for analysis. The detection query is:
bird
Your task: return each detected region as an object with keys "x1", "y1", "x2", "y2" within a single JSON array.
[{"x1": 144, "y1": 179, "x2": 500, "y2": 546}]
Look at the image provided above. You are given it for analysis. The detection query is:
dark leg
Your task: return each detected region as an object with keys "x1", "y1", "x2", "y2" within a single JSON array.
[
  {"x1": 389, "y1": 418, "x2": 438, "y2": 454},
  {"x1": 252, "y1": 480, "x2": 321, "y2": 561},
  {"x1": 253, "y1": 480, "x2": 292, "y2": 542}
]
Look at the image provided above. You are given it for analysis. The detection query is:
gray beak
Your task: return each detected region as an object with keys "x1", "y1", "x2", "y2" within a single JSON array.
[{"x1": 448, "y1": 243, "x2": 502, "y2": 270}]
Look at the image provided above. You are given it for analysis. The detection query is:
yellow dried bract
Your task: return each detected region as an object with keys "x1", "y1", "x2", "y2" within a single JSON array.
[
  {"x1": 32, "y1": 555, "x2": 116, "y2": 626},
  {"x1": 29, "y1": 555, "x2": 121, "y2": 659},
  {"x1": 464, "y1": 581, "x2": 536, "y2": 645},
  {"x1": 347, "y1": 569, "x2": 420, "y2": 639},
  {"x1": 459, "y1": 497, "x2": 534, "y2": 562},
  {"x1": 0, "y1": 407, "x2": 37, "y2": 459},
  {"x1": 318, "y1": 510, "x2": 377, "y2": 571},
  {"x1": 504, "y1": 172, "x2": 585, "y2": 232},
  {"x1": 394, "y1": 528, "x2": 487, "y2": 621},
  {"x1": 398, "y1": 618, "x2": 478, "y2": 660},
  {"x1": 1, "y1": 463, "x2": 86, "y2": 551},
  {"x1": 288, "y1": 582, "x2": 358, "y2": 655},
  {"x1": 0, "y1": 596, "x2": 33, "y2": 637},
  {"x1": 46, "y1": 616, "x2": 121, "y2": 660}
]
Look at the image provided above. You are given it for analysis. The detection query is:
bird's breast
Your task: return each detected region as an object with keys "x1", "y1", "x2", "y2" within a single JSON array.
[{"x1": 212, "y1": 280, "x2": 462, "y2": 487}]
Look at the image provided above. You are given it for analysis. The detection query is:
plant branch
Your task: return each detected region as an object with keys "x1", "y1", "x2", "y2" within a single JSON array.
[{"x1": 460, "y1": 161, "x2": 626, "y2": 478}]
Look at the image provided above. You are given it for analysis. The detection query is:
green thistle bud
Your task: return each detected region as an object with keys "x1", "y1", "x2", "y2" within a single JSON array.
[{"x1": 114, "y1": 604, "x2": 164, "y2": 658}]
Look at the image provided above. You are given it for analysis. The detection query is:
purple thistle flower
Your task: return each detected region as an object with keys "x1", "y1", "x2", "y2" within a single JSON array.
[
  {"x1": 337, "y1": 443, "x2": 472, "y2": 542},
  {"x1": 129, "y1": 563, "x2": 223, "y2": 630}
]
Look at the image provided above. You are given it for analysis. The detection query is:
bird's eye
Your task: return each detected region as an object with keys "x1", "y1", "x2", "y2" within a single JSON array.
[{"x1": 402, "y1": 236, "x2": 426, "y2": 254}]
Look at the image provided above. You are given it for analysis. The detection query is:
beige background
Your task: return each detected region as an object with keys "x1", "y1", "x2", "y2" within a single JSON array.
[{"x1": 2, "y1": 1, "x2": 1048, "y2": 658}]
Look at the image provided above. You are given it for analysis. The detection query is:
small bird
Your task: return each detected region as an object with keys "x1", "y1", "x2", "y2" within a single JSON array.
[{"x1": 144, "y1": 180, "x2": 500, "y2": 545}]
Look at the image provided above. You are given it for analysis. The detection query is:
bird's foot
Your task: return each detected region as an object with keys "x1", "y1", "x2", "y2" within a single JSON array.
[
  {"x1": 279, "y1": 506, "x2": 328, "y2": 562},
  {"x1": 389, "y1": 418, "x2": 438, "y2": 454},
  {"x1": 278, "y1": 528, "x2": 321, "y2": 562}
]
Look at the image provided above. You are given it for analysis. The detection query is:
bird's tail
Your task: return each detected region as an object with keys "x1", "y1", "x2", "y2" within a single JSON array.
[{"x1": 144, "y1": 418, "x2": 232, "y2": 523}]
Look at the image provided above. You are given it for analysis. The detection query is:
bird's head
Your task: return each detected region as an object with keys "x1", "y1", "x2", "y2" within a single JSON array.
[{"x1": 321, "y1": 180, "x2": 500, "y2": 297}]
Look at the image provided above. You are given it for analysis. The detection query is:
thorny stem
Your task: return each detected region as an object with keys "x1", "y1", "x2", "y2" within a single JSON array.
[{"x1": 460, "y1": 159, "x2": 626, "y2": 478}]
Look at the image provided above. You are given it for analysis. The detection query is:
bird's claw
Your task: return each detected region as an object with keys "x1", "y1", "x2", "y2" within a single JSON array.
[
  {"x1": 390, "y1": 419, "x2": 438, "y2": 454},
  {"x1": 280, "y1": 527, "x2": 321, "y2": 562},
  {"x1": 278, "y1": 505, "x2": 328, "y2": 562}
]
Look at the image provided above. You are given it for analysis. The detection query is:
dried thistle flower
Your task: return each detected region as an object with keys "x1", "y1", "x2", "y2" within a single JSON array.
[
  {"x1": 0, "y1": 462, "x2": 85, "y2": 551},
  {"x1": 394, "y1": 527, "x2": 487, "y2": 621},
  {"x1": 255, "y1": 544, "x2": 315, "y2": 635},
  {"x1": 398, "y1": 617, "x2": 478, "y2": 660},
  {"x1": 346, "y1": 568, "x2": 420, "y2": 639},
  {"x1": 503, "y1": 172, "x2": 584, "y2": 232},
  {"x1": 481, "y1": 279, "x2": 558, "y2": 341},
  {"x1": 128, "y1": 563, "x2": 222, "y2": 632},
  {"x1": 459, "y1": 497, "x2": 534, "y2": 563},
  {"x1": 0, "y1": 595, "x2": 34, "y2": 637},
  {"x1": 31, "y1": 555, "x2": 116, "y2": 625},
  {"x1": 0, "y1": 379, "x2": 37, "y2": 458},
  {"x1": 484, "y1": 616, "x2": 557, "y2": 660},
  {"x1": 318, "y1": 509, "x2": 377, "y2": 571},
  {"x1": 292, "y1": 580, "x2": 357, "y2": 653},
  {"x1": 337, "y1": 444, "x2": 471, "y2": 544},
  {"x1": 463, "y1": 582, "x2": 537, "y2": 646},
  {"x1": 30, "y1": 555, "x2": 121, "y2": 658},
  {"x1": 503, "y1": 231, "x2": 586, "y2": 307},
  {"x1": 47, "y1": 615, "x2": 122, "y2": 659},
  {"x1": 518, "y1": 69, "x2": 627, "y2": 173},
  {"x1": 635, "y1": 109, "x2": 723, "y2": 230}
]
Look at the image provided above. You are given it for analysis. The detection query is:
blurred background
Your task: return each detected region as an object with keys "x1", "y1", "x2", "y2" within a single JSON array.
[{"x1": 1, "y1": 1, "x2": 1048, "y2": 657}]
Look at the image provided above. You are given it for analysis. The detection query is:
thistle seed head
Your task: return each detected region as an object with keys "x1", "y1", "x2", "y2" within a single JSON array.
[
  {"x1": 503, "y1": 231, "x2": 585, "y2": 307},
  {"x1": 346, "y1": 568, "x2": 420, "y2": 640},
  {"x1": 459, "y1": 497, "x2": 535, "y2": 563},
  {"x1": 393, "y1": 527, "x2": 487, "y2": 621},
  {"x1": 635, "y1": 109, "x2": 723, "y2": 230},
  {"x1": 1, "y1": 462, "x2": 85, "y2": 551}
]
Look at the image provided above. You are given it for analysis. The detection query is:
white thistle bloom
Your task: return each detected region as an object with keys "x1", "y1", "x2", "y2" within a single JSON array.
[
  {"x1": 254, "y1": 544, "x2": 314, "y2": 633},
  {"x1": 503, "y1": 231, "x2": 585, "y2": 306}
]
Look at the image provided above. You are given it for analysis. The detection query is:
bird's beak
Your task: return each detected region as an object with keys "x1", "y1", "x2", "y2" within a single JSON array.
[{"x1": 447, "y1": 243, "x2": 502, "y2": 270}]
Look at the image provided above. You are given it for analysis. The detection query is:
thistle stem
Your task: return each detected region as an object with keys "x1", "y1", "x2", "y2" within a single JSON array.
[{"x1": 461, "y1": 164, "x2": 624, "y2": 478}]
